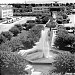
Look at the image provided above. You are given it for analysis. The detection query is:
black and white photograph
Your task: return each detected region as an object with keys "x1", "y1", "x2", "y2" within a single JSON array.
[{"x1": 0, "y1": 0, "x2": 75, "y2": 75}]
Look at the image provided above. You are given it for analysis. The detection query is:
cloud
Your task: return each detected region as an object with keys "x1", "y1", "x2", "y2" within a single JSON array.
[
  {"x1": 0, "y1": 0, "x2": 75, "y2": 3},
  {"x1": 26, "y1": 0, "x2": 75, "y2": 3}
]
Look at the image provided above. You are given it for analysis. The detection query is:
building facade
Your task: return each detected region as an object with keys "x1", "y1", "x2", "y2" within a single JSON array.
[
  {"x1": 32, "y1": 6, "x2": 50, "y2": 15},
  {"x1": 49, "y1": 6, "x2": 65, "y2": 18},
  {"x1": 32, "y1": 6, "x2": 65, "y2": 16},
  {"x1": 0, "y1": 5, "x2": 13, "y2": 19}
]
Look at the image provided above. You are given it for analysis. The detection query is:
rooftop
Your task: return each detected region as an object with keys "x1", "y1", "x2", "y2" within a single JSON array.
[{"x1": 0, "y1": 4, "x2": 13, "y2": 9}]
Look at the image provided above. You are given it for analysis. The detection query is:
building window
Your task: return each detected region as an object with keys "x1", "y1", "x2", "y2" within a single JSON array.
[
  {"x1": 3, "y1": 15, "x2": 7, "y2": 17},
  {"x1": 34, "y1": 8, "x2": 36, "y2": 10},
  {"x1": 3, "y1": 12, "x2": 7, "y2": 14},
  {"x1": 37, "y1": 8, "x2": 42, "y2": 10}
]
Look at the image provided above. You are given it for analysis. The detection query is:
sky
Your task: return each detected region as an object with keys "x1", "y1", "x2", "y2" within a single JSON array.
[{"x1": 0, "y1": 0, "x2": 75, "y2": 4}]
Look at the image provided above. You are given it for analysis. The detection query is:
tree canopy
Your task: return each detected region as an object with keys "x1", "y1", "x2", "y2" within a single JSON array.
[
  {"x1": 0, "y1": 51, "x2": 27, "y2": 75},
  {"x1": 52, "y1": 52, "x2": 75, "y2": 74},
  {"x1": 46, "y1": 21, "x2": 57, "y2": 28},
  {"x1": 54, "y1": 29, "x2": 75, "y2": 51}
]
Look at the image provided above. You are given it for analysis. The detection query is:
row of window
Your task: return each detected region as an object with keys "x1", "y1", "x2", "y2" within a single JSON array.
[
  {"x1": 34, "y1": 8, "x2": 42, "y2": 10},
  {"x1": 33, "y1": 7, "x2": 49, "y2": 10},
  {"x1": 43, "y1": 8, "x2": 49, "y2": 9},
  {"x1": 3, "y1": 14, "x2": 13, "y2": 17},
  {"x1": 3, "y1": 10, "x2": 13, "y2": 14},
  {"x1": 3, "y1": 12, "x2": 7, "y2": 14},
  {"x1": 8, "y1": 11, "x2": 13, "y2": 13},
  {"x1": 34, "y1": 11, "x2": 49, "y2": 13}
]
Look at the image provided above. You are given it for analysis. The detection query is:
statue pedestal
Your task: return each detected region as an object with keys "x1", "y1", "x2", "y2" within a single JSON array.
[
  {"x1": 25, "y1": 49, "x2": 57, "y2": 64},
  {"x1": 23, "y1": 28, "x2": 57, "y2": 64}
]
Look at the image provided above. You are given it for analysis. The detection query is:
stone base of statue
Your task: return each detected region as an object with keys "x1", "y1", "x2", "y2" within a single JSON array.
[
  {"x1": 25, "y1": 49, "x2": 57, "y2": 64},
  {"x1": 23, "y1": 27, "x2": 57, "y2": 64}
]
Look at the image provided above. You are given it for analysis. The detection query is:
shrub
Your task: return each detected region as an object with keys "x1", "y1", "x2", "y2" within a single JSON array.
[
  {"x1": 52, "y1": 52, "x2": 75, "y2": 74},
  {"x1": 0, "y1": 51, "x2": 28, "y2": 75},
  {"x1": 9, "y1": 27, "x2": 20, "y2": 36},
  {"x1": 1, "y1": 31, "x2": 13, "y2": 40}
]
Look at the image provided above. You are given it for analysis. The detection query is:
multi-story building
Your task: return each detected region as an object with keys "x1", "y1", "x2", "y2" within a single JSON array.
[
  {"x1": 0, "y1": 5, "x2": 13, "y2": 19},
  {"x1": 32, "y1": 5, "x2": 65, "y2": 16},
  {"x1": 32, "y1": 6, "x2": 50, "y2": 15},
  {"x1": 49, "y1": 6, "x2": 66, "y2": 18}
]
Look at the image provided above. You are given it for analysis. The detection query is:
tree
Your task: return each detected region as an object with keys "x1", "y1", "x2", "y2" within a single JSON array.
[
  {"x1": 52, "y1": 52, "x2": 75, "y2": 74},
  {"x1": 8, "y1": 37, "x2": 24, "y2": 52},
  {"x1": 18, "y1": 30, "x2": 34, "y2": 49},
  {"x1": 0, "y1": 37, "x2": 24, "y2": 52},
  {"x1": 1, "y1": 31, "x2": 13, "y2": 40},
  {"x1": 46, "y1": 21, "x2": 57, "y2": 29},
  {"x1": 29, "y1": 25, "x2": 44, "y2": 43},
  {"x1": 9, "y1": 27, "x2": 20, "y2": 36},
  {"x1": 22, "y1": 23, "x2": 27, "y2": 27},
  {"x1": 18, "y1": 25, "x2": 44, "y2": 49},
  {"x1": 62, "y1": 13, "x2": 68, "y2": 19},
  {"x1": 57, "y1": 25, "x2": 66, "y2": 30},
  {"x1": 54, "y1": 29, "x2": 75, "y2": 51},
  {"x1": 66, "y1": 3, "x2": 70, "y2": 6},
  {"x1": 0, "y1": 34, "x2": 7, "y2": 44},
  {"x1": 56, "y1": 12, "x2": 69, "y2": 24},
  {"x1": 57, "y1": 12, "x2": 68, "y2": 19},
  {"x1": 26, "y1": 20, "x2": 35, "y2": 23},
  {"x1": 15, "y1": 24, "x2": 23, "y2": 32},
  {"x1": 25, "y1": 23, "x2": 35, "y2": 30},
  {"x1": 56, "y1": 16, "x2": 63, "y2": 24},
  {"x1": 0, "y1": 51, "x2": 28, "y2": 75},
  {"x1": 35, "y1": 18, "x2": 42, "y2": 24},
  {"x1": 41, "y1": 16, "x2": 49, "y2": 24},
  {"x1": 0, "y1": 41, "x2": 12, "y2": 52}
]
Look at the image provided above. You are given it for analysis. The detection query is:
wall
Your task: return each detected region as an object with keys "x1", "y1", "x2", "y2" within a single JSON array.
[
  {"x1": 32, "y1": 6, "x2": 50, "y2": 14},
  {"x1": 0, "y1": 5, "x2": 13, "y2": 18}
]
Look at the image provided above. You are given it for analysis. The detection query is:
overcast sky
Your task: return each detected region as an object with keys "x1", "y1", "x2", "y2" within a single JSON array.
[{"x1": 0, "y1": 0, "x2": 75, "y2": 4}]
